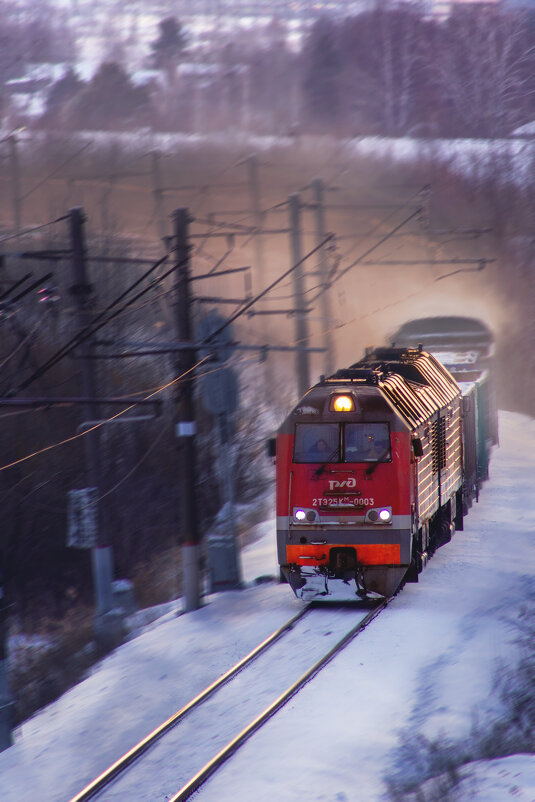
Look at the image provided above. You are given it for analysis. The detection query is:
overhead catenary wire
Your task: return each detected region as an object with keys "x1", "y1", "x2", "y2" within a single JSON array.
[
  {"x1": 0, "y1": 354, "x2": 211, "y2": 474},
  {"x1": 0, "y1": 245, "x2": 446, "y2": 480},
  {"x1": 13, "y1": 250, "x2": 173, "y2": 394},
  {"x1": 307, "y1": 207, "x2": 423, "y2": 306},
  {"x1": 323, "y1": 185, "x2": 428, "y2": 266},
  {"x1": 0, "y1": 168, "x2": 455, "y2": 477},
  {"x1": 194, "y1": 232, "x2": 334, "y2": 345},
  {"x1": 0, "y1": 230, "x2": 332, "y2": 470},
  {"x1": 300, "y1": 260, "x2": 483, "y2": 353},
  {"x1": 0, "y1": 214, "x2": 70, "y2": 244},
  {"x1": 0, "y1": 310, "x2": 48, "y2": 373},
  {"x1": 0, "y1": 272, "x2": 32, "y2": 301},
  {"x1": 20, "y1": 142, "x2": 93, "y2": 202}
]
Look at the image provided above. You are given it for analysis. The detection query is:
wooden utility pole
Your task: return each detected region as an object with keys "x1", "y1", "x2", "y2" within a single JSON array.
[
  {"x1": 173, "y1": 208, "x2": 202, "y2": 612},
  {"x1": 312, "y1": 178, "x2": 335, "y2": 376},
  {"x1": 69, "y1": 208, "x2": 114, "y2": 630},
  {"x1": 288, "y1": 193, "x2": 310, "y2": 396}
]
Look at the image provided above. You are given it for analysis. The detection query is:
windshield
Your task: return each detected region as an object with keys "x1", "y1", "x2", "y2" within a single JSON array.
[
  {"x1": 293, "y1": 422, "x2": 390, "y2": 463},
  {"x1": 294, "y1": 423, "x2": 340, "y2": 462},
  {"x1": 344, "y1": 423, "x2": 391, "y2": 462}
]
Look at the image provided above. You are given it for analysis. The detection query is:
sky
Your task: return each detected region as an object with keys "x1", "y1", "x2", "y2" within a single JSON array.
[{"x1": 0, "y1": 410, "x2": 534, "y2": 801}]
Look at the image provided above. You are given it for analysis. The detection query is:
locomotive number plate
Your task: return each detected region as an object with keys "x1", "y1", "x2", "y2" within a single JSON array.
[{"x1": 312, "y1": 497, "x2": 374, "y2": 507}]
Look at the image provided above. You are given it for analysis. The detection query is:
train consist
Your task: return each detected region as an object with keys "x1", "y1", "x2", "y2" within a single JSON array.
[
  {"x1": 274, "y1": 316, "x2": 497, "y2": 601},
  {"x1": 390, "y1": 316, "x2": 498, "y2": 500}
]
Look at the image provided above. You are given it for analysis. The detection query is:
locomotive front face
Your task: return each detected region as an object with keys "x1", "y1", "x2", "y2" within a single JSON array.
[{"x1": 276, "y1": 384, "x2": 413, "y2": 600}]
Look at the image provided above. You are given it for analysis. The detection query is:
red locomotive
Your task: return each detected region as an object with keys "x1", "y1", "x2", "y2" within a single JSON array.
[{"x1": 275, "y1": 346, "x2": 468, "y2": 600}]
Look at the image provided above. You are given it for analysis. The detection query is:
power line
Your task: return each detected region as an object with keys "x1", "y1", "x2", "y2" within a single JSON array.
[
  {"x1": 317, "y1": 207, "x2": 423, "y2": 293},
  {"x1": 0, "y1": 214, "x2": 70, "y2": 244},
  {"x1": 198, "y1": 233, "x2": 334, "y2": 345},
  {"x1": 20, "y1": 142, "x2": 93, "y2": 202},
  {"x1": 0, "y1": 354, "x2": 211, "y2": 474},
  {"x1": 13, "y1": 250, "x2": 173, "y2": 394}
]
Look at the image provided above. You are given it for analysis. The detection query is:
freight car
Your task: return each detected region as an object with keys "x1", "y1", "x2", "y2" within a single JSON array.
[
  {"x1": 274, "y1": 345, "x2": 482, "y2": 601},
  {"x1": 390, "y1": 316, "x2": 498, "y2": 507}
]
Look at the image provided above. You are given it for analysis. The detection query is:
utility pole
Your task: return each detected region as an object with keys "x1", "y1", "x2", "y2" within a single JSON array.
[
  {"x1": 151, "y1": 151, "x2": 167, "y2": 246},
  {"x1": 247, "y1": 153, "x2": 275, "y2": 395},
  {"x1": 69, "y1": 208, "x2": 115, "y2": 638},
  {"x1": 288, "y1": 193, "x2": 310, "y2": 396},
  {"x1": 312, "y1": 178, "x2": 335, "y2": 376},
  {"x1": 8, "y1": 135, "x2": 22, "y2": 235},
  {"x1": 173, "y1": 208, "x2": 202, "y2": 612},
  {"x1": 0, "y1": 560, "x2": 13, "y2": 752},
  {"x1": 247, "y1": 154, "x2": 265, "y2": 294}
]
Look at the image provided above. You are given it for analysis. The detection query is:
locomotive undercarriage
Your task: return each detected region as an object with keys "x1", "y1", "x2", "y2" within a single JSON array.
[
  {"x1": 282, "y1": 559, "x2": 408, "y2": 601},
  {"x1": 279, "y1": 522, "x2": 413, "y2": 599}
]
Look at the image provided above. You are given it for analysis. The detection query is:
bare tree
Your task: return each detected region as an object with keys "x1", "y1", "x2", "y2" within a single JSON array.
[
  {"x1": 431, "y1": 5, "x2": 535, "y2": 138},
  {"x1": 301, "y1": 16, "x2": 343, "y2": 131},
  {"x1": 374, "y1": 3, "x2": 427, "y2": 135},
  {"x1": 332, "y1": 2, "x2": 431, "y2": 136}
]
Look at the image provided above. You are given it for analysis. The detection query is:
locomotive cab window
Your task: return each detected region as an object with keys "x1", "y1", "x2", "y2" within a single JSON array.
[
  {"x1": 344, "y1": 423, "x2": 391, "y2": 462},
  {"x1": 294, "y1": 423, "x2": 340, "y2": 463}
]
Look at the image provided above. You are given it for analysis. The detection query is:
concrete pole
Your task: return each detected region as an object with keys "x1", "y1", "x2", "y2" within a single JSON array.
[
  {"x1": 0, "y1": 564, "x2": 13, "y2": 751},
  {"x1": 173, "y1": 208, "x2": 201, "y2": 612},
  {"x1": 288, "y1": 193, "x2": 310, "y2": 397},
  {"x1": 213, "y1": 411, "x2": 242, "y2": 590},
  {"x1": 151, "y1": 151, "x2": 167, "y2": 246},
  {"x1": 247, "y1": 153, "x2": 275, "y2": 394},
  {"x1": 312, "y1": 178, "x2": 336, "y2": 376},
  {"x1": 8, "y1": 135, "x2": 22, "y2": 235},
  {"x1": 247, "y1": 154, "x2": 265, "y2": 294},
  {"x1": 69, "y1": 208, "x2": 115, "y2": 629}
]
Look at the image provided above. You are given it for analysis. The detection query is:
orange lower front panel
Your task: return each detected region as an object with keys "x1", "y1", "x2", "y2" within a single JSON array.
[{"x1": 286, "y1": 543, "x2": 401, "y2": 566}]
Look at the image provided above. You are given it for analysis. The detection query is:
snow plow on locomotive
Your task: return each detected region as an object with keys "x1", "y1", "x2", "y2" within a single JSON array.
[{"x1": 275, "y1": 345, "x2": 479, "y2": 601}]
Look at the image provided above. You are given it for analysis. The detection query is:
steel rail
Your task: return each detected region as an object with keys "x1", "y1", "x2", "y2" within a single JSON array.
[
  {"x1": 168, "y1": 598, "x2": 390, "y2": 802},
  {"x1": 68, "y1": 603, "x2": 313, "y2": 802}
]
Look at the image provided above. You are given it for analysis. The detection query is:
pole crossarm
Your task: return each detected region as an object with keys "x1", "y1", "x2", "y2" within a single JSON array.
[
  {"x1": 0, "y1": 396, "x2": 162, "y2": 408},
  {"x1": 89, "y1": 342, "x2": 326, "y2": 358},
  {"x1": 188, "y1": 229, "x2": 290, "y2": 238},
  {"x1": 196, "y1": 297, "x2": 250, "y2": 305},
  {"x1": 201, "y1": 233, "x2": 333, "y2": 344},
  {"x1": 190, "y1": 266, "x2": 251, "y2": 280},
  {"x1": 362, "y1": 258, "x2": 495, "y2": 265},
  {"x1": 246, "y1": 308, "x2": 312, "y2": 316}
]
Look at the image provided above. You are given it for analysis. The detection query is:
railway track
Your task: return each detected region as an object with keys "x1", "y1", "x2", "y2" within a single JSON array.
[{"x1": 69, "y1": 598, "x2": 388, "y2": 802}]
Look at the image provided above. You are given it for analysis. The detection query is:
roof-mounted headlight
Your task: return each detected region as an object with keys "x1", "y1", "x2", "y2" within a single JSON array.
[{"x1": 331, "y1": 394, "x2": 355, "y2": 412}]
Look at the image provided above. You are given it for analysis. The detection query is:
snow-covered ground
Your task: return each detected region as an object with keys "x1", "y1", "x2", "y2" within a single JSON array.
[{"x1": 1, "y1": 410, "x2": 534, "y2": 801}]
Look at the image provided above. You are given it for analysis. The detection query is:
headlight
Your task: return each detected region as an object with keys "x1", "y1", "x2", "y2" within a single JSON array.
[
  {"x1": 293, "y1": 508, "x2": 319, "y2": 523},
  {"x1": 365, "y1": 506, "x2": 392, "y2": 524},
  {"x1": 331, "y1": 394, "x2": 355, "y2": 412}
]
